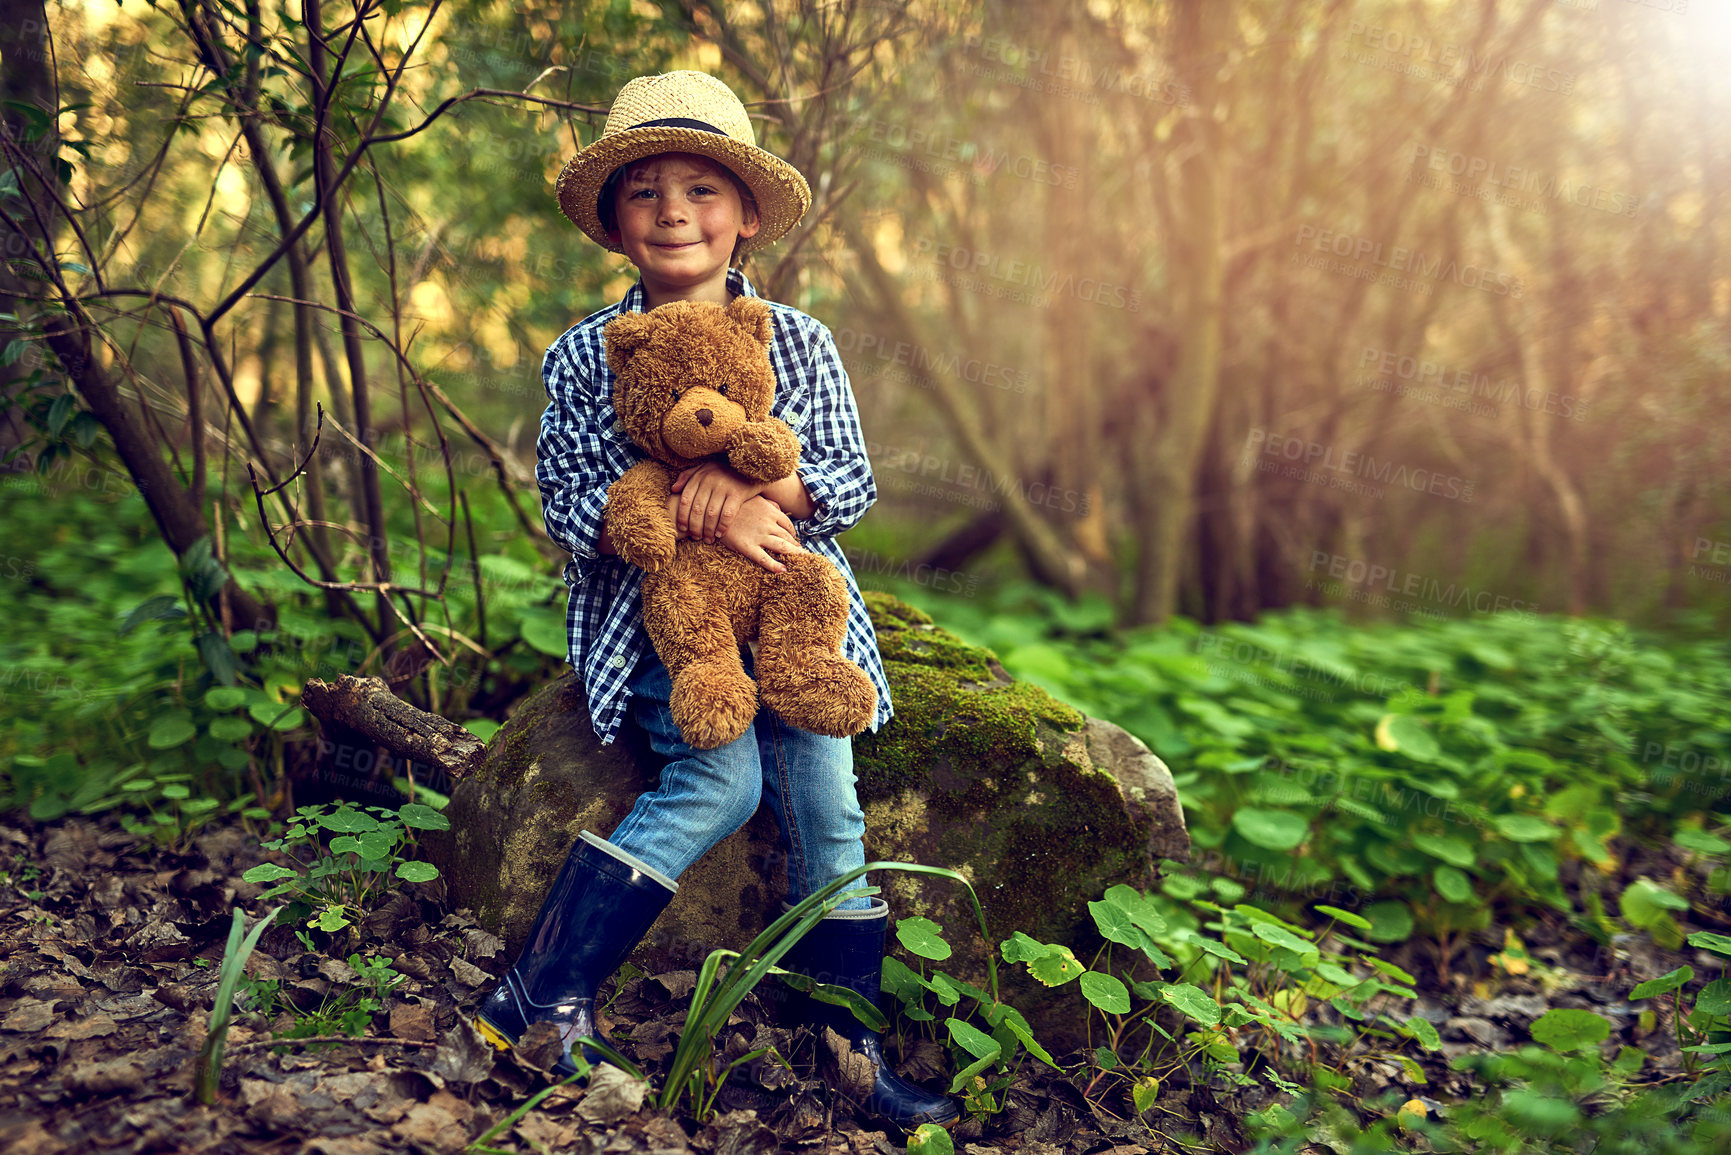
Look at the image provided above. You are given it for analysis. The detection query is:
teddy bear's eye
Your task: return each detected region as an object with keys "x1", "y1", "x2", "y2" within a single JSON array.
[
  {"x1": 717, "y1": 384, "x2": 729, "y2": 395},
  {"x1": 670, "y1": 388, "x2": 683, "y2": 401}
]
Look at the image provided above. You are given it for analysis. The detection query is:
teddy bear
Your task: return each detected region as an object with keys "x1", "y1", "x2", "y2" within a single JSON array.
[{"x1": 600, "y1": 296, "x2": 878, "y2": 751}]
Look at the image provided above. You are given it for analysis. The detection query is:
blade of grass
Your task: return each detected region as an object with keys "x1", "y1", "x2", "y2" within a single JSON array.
[
  {"x1": 196, "y1": 905, "x2": 282, "y2": 1105},
  {"x1": 464, "y1": 1069, "x2": 586, "y2": 1153},
  {"x1": 656, "y1": 860, "x2": 993, "y2": 1114}
]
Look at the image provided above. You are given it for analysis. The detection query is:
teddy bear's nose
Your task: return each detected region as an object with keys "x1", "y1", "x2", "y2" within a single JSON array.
[{"x1": 695, "y1": 408, "x2": 713, "y2": 427}]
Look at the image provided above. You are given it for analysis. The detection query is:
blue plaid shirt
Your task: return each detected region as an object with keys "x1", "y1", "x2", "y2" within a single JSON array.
[{"x1": 536, "y1": 268, "x2": 893, "y2": 745}]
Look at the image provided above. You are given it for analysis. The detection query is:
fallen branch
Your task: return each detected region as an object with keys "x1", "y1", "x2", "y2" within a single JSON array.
[{"x1": 300, "y1": 675, "x2": 486, "y2": 782}]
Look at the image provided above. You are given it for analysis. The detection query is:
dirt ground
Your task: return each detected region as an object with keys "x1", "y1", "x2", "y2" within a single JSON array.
[{"x1": 0, "y1": 813, "x2": 1714, "y2": 1154}]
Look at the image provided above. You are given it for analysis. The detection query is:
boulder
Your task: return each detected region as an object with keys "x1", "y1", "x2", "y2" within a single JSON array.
[{"x1": 421, "y1": 593, "x2": 1187, "y2": 1031}]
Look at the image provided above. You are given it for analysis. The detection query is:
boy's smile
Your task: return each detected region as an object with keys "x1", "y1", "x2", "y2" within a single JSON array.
[{"x1": 606, "y1": 153, "x2": 760, "y2": 308}]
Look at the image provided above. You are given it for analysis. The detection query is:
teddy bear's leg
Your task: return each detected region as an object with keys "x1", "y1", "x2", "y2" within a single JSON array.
[
  {"x1": 644, "y1": 566, "x2": 758, "y2": 751},
  {"x1": 755, "y1": 553, "x2": 878, "y2": 738}
]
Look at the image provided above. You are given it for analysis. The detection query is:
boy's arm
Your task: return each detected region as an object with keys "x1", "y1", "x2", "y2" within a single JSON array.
[
  {"x1": 786, "y1": 321, "x2": 876, "y2": 539},
  {"x1": 537, "y1": 340, "x2": 638, "y2": 563}
]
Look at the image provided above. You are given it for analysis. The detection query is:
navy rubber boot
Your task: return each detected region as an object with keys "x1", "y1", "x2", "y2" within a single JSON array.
[
  {"x1": 780, "y1": 900, "x2": 961, "y2": 1132},
  {"x1": 472, "y1": 831, "x2": 676, "y2": 1077}
]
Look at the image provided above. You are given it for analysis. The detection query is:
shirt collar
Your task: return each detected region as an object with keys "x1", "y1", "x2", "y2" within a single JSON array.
[{"x1": 619, "y1": 267, "x2": 759, "y2": 314}]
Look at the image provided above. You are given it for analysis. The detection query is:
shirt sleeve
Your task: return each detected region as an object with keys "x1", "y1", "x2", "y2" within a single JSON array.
[
  {"x1": 791, "y1": 321, "x2": 877, "y2": 540},
  {"x1": 536, "y1": 340, "x2": 636, "y2": 567}
]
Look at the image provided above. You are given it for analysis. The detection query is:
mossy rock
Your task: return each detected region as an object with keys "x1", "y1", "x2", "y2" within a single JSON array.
[{"x1": 423, "y1": 592, "x2": 1187, "y2": 1035}]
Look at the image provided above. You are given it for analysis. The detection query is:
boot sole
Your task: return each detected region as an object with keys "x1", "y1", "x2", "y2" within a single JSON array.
[{"x1": 474, "y1": 1015, "x2": 515, "y2": 1052}]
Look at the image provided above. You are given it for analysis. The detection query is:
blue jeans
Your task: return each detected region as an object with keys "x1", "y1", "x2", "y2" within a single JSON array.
[{"x1": 608, "y1": 647, "x2": 871, "y2": 910}]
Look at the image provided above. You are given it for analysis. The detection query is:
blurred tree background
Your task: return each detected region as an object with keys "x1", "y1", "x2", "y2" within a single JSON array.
[{"x1": 1, "y1": 0, "x2": 1727, "y2": 712}]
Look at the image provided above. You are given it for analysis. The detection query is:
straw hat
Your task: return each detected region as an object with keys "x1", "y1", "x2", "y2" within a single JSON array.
[{"x1": 556, "y1": 71, "x2": 811, "y2": 257}]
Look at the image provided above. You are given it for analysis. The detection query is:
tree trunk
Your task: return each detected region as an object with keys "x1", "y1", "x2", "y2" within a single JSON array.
[
  {"x1": 1132, "y1": 0, "x2": 1227, "y2": 625},
  {"x1": 42, "y1": 309, "x2": 273, "y2": 631}
]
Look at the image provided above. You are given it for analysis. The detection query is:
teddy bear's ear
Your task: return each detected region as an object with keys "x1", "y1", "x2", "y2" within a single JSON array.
[
  {"x1": 725, "y1": 296, "x2": 773, "y2": 348},
  {"x1": 603, "y1": 312, "x2": 660, "y2": 376}
]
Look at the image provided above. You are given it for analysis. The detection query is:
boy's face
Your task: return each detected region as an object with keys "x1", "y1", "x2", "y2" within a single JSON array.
[{"x1": 606, "y1": 153, "x2": 761, "y2": 307}]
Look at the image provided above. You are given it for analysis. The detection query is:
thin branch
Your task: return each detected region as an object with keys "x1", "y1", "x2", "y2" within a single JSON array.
[
  {"x1": 169, "y1": 305, "x2": 207, "y2": 509},
  {"x1": 245, "y1": 462, "x2": 448, "y2": 600}
]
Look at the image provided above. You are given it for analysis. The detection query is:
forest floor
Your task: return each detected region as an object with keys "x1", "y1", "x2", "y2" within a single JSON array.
[{"x1": 0, "y1": 812, "x2": 1720, "y2": 1155}]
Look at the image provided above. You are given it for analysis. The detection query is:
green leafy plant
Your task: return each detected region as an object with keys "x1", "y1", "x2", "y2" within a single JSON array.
[
  {"x1": 241, "y1": 801, "x2": 448, "y2": 933},
  {"x1": 873, "y1": 880, "x2": 1436, "y2": 1131},
  {"x1": 237, "y1": 953, "x2": 408, "y2": 1049},
  {"x1": 877, "y1": 913, "x2": 1058, "y2": 1121},
  {"x1": 891, "y1": 582, "x2": 1731, "y2": 979}
]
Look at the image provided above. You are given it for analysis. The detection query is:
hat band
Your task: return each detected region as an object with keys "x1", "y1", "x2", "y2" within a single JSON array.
[{"x1": 634, "y1": 116, "x2": 728, "y2": 135}]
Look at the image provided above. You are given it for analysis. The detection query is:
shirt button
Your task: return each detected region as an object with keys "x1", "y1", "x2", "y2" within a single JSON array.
[{"x1": 611, "y1": 656, "x2": 627, "y2": 669}]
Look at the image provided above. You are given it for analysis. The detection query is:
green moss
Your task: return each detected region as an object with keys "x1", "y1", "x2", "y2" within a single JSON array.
[
  {"x1": 859, "y1": 594, "x2": 1086, "y2": 802},
  {"x1": 484, "y1": 690, "x2": 551, "y2": 788}
]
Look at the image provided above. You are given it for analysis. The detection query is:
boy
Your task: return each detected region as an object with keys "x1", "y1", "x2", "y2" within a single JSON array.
[{"x1": 470, "y1": 71, "x2": 957, "y2": 1132}]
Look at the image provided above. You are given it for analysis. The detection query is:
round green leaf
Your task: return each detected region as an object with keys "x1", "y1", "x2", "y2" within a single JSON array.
[
  {"x1": 1503, "y1": 1088, "x2": 1581, "y2": 1131},
  {"x1": 1403, "y1": 1015, "x2": 1442, "y2": 1051},
  {"x1": 312, "y1": 907, "x2": 351, "y2": 932},
  {"x1": 1433, "y1": 864, "x2": 1473, "y2": 903},
  {"x1": 1313, "y1": 904, "x2": 1372, "y2": 931},
  {"x1": 1103, "y1": 884, "x2": 1168, "y2": 936},
  {"x1": 147, "y1": 716, "x2": 196, "y2": 750},
  {"x1": 1675, "y1": 829, "x2": 1731, "y2": 855},
  {"x1": 1493, "y1": 813, "x2": 1559, "y2": 842},
  {"x1": 463, "y1": 718, "x2": 501, "y2": 742},
  {"x1": 1363, "y1": 900, "x2": 1414, "y2": 943},
  {"x1": 1250, "y1": 922, "x2": 1319, "y2": 960},
  {"x1": 204, "y1": 686, "x2": 247, "y2": 710},
  {"x1": 1192, "y1": 937, "x2": 1248, "y2": 965},
  {"x1": 355, "y1": 831, "x2": 396, "y2": 860},
  {"x1": 1000, "y1": 932, "x2": 1046, "y2": 964},
  {"x1": 895, "y1": 916, "x2": 952, "y2": 961},
  {"x1": 1530, "y1": 1007, "x2": 1611, "y2": 1052},
  {"x1": 1696, "y1": 976, "x2": 1731, "y2": 1016},
  {"x1": 242, "y1": 863, "x2": 299, "y2": 883},
  {"x1": 159, "y1": 783, "x2": 191, "y2": 800},
  {"x1": 1028, "y1": 945, "x2": 1085, "y2": 987},
  {"x1": 1316, "y1": 962, "x2": 1358, "y2": 987},
  {"x1": 208, "y1": 716, "x2": 254, "y2": 742},
  {"x1": 1375, "y1": 713, "x2": 1441, "y2": 761},
  {"x1": 1687, "y1": 931, "x2": 1731, "y2": 959},
  {"x1": 1629, "y1": 965, "x2": 1693, "y2": 1001},
  {"x1": 945, "y1": 1017, "x2": 999, "y2": 1061},
  {"x1": 1156, "y1": 982, "x2": 1221, "y2": 1028},
  {"x1": 1089, "y1": 899, "x2": 1147, "y2": 949},
  {"x1": 329, "y1": 835, "x2": 364, "y2": 856},
  {"x1": 395, "y1": 861, "x2": 439, "y2": 883},
  {"x1": 1232, "y1": 807, "x2": 1310, "y2": 851},
  {"x1": 906, "y1": 1121, "x2": 955, "y2": 1155},
  {"x1": 397, "y1": 802, "x2": 450, "y2": 831},
  {"x1": 318, "y1": 807, "x2": 380, "y2": 834},
  {"x1": 1412, "y1": 832, "x2": 1475, "y2": 868},
  {"x1": 1079, "y1": 971, "x2": 1131, "y2": 1015},
  {"x1": 518, "y1": 608, "x2": 569, "y2": 658},
  {"x1": 1622, "y1": 877, "x2": 1690, "y2": 929}
]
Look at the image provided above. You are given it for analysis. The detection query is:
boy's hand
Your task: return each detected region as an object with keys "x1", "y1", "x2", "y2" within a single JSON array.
[
  {"x1": 716, "y1": 495, "x2": 804, "y2": 573},
  {"x1": 671, "y1": 462, "x2": 764, "y2": 544}
]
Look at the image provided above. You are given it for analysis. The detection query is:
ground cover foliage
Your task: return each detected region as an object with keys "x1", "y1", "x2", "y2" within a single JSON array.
[{"x1": 6, "y1": 491, "x2": 1731, "y2": 1151}]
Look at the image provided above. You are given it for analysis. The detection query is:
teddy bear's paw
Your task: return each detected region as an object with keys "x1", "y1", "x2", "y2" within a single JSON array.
[
  {"x1": 619, "y1": 533, "x2": 679, "y2": 574},
  {"x1": 670, "y1": 661, "x2": 758, "y2": 750},
  {"x1": 760, "y1": 656, "x2": 878, "y2": 738},
  {"x1": 726, "y1": 422, "x2": 800, "y2": 482}
]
